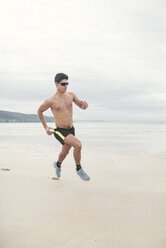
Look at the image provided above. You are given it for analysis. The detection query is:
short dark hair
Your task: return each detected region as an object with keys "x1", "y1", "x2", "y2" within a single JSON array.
[{"x1": 54, "y1": 73, "x2": 68, "y2": 83}]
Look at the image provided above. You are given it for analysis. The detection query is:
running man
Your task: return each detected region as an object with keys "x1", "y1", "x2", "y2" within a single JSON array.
[{"x1": 37, "y1": 73, "x2": 90, "y2": 181}]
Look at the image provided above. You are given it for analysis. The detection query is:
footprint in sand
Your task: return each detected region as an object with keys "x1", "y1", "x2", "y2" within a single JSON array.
[
  {"x1": 0, "y1": 168, "x2": 10, "y2": 171},
  {"x1": 52, "y1": 177, "x2": 60, "y2": 180},
  {"x1": 46, "y1": 176, "x2": 60, "y2": 180}
]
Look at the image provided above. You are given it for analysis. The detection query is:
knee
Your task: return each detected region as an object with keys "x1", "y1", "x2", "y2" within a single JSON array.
[{"x1": 75, "y1": 142, "x2": 82, "y2": 150}]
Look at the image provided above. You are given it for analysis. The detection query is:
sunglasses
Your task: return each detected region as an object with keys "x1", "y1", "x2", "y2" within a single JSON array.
[{"x1": 58, "y1": 82, "x2": 69, "y2": 86}]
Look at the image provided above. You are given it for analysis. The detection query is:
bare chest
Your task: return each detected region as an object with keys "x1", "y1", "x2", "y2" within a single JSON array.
[{"x1": 51, "y1": 97, "x2": 73, "y2": 112}]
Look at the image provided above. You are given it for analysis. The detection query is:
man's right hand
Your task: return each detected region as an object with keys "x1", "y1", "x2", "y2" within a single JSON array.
[{"x1": 45, "y1": 126, "x2": 54, "y2": 135}]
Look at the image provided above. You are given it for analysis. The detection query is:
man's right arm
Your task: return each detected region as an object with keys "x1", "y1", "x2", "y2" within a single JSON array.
[{"x1": 37, "y1": 99, "x2": 53, "y2": 135}]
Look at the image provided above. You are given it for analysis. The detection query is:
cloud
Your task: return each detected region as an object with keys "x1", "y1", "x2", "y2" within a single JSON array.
[{"x1": 0, "y1": 0, "x2": 166, "y2": 121}]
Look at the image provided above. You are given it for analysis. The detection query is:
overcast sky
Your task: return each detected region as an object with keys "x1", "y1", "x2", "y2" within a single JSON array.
[{"x1": 0, "y1": 0, "x2": 166, "y2": 121}]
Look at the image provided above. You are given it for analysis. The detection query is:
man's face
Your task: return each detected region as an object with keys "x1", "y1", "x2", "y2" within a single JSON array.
[{"x1": 56, "y1": 79, "x2": 69, "y2": 93}]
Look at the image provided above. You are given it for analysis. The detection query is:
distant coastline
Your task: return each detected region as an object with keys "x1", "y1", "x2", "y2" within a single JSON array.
[
  {"x1": 0, "y1": 110, "x2": 165, "y2": 124},
  {"x1": 0, "y1": 110, "x2": 54, "y2": 123}
]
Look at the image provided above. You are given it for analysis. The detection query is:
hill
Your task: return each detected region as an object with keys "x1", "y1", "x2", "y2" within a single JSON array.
[{"x1": 0, "y1": 110, "x2": 54, "y2": 123}]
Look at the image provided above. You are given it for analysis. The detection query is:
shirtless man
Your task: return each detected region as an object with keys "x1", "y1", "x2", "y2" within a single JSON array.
[{"x1": 37, "y1": 73, "x2": 90, "y2": 181}]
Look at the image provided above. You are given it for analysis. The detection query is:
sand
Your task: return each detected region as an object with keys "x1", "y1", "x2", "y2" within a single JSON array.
[{"x1": 1, "y1": 149, "x2": 166, "y2": 248}]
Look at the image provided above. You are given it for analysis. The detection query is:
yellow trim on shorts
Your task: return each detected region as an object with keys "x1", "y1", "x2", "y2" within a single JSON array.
[{"x1": 54, "y1": 130, "x2": 65, "y2": 140}]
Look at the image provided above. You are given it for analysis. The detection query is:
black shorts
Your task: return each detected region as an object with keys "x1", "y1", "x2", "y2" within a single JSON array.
[{"x1": 53, "y1": 126, "x2": 75, "y2": 145}]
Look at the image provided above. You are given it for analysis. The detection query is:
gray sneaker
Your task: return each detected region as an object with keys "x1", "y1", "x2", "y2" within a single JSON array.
[
  {"x1": 76, "y1": 168, "x2": 90, "y2": 181},
  {"x1": 53, "y1": 162, "x2": 61, "y2": 178}
]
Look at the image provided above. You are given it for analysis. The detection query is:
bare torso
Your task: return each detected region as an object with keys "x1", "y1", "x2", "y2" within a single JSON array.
[{"x1": 50, "y1": 92, "x2": 73, "y2": 128}]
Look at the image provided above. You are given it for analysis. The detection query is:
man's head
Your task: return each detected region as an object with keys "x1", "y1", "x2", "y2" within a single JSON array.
[
  {"x1": 54, "y1": 73, "x2": 68, "y2": 83},
  {"x1": 54, "y1": 73, "x2": 69, "y2": 93}
]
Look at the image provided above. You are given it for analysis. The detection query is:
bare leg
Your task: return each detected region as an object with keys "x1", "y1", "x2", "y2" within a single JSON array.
[
  {"x1": 58, "y1": 144, "x2": 72, "y2": 163},
  {"x1": 64, "y1": 134, "x2": 82, "y2": 165},
  {"x1": 63, "y1": 134, "x2": 90, "y2": 180}
]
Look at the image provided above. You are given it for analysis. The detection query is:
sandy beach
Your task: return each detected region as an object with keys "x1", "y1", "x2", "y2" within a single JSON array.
[
  {"x1": 1, "y1": 122, "x2": 166, "y2": 248},
  {"x1": 1, "y1": 149, "x2": 166, "y2": 248}
]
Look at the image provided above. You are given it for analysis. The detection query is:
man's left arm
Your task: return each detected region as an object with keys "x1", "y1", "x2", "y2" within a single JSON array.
[{"x1": 70, "y1": 92, "x2": 88, "y2": 110}]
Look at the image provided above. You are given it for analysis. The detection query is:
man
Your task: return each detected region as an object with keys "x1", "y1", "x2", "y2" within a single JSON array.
[{"x1": 37, "y1": 73, "x2": 90, "y2": 181}]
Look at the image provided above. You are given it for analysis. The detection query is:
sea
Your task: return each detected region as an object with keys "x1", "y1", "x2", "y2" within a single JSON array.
[{"x1": 0, "y1": 122, "x2": 166, "y2": 159}]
